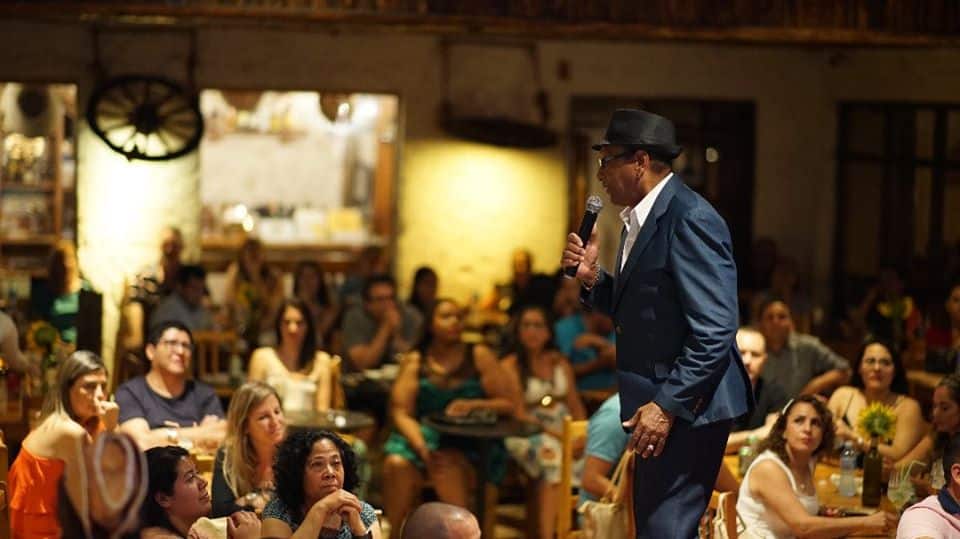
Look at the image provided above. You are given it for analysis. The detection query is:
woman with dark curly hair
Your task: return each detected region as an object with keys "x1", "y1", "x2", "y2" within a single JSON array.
[
  {"x1": 736, "y1": 395, "x2": 894, "y2": 538},
  {"x1": 261, "y1": 430, "x2": 381, "y2": 539},
  {"x1": 827, "y1": 339, "x2": 925, "y2": 461}
]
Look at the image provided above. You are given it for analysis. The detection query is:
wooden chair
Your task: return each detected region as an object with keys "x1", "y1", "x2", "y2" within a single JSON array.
[
  {"x1": 329, "y1": 355, "x2": 346, "y2": 409},
  {"x1": 557, "y1": 416, "x2": 589, "y2": 539},
  {"x1": 192, "y1": 330, "x2": 239, "y2": 380},
  {"x1": 714, "y1": 491, "x2": 740, "y2": 538}
]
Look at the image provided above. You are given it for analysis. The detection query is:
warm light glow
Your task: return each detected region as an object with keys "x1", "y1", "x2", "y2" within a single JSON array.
[{"x1": 398, "y1": 140, "x2": 567, "y2": 303}]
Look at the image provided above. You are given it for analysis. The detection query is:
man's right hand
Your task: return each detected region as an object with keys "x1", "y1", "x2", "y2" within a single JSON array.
[
  {"x1": 383, "y1": 307, "x2": 402, "y2": 332},
  {"x1": 562, "y1": 226, "x2": 600, "y2": 285}
]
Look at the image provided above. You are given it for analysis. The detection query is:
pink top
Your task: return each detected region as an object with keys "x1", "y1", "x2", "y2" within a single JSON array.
[{"x1": 897, "y1": 495, "x2": 960, "y2": 539}]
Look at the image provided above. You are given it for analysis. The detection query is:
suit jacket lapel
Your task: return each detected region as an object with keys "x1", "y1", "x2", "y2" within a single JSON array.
[
  {"x1": 614, "y1": 225, "x2": 627, "y2": 282},
  {"x1": 614, "y1": 176, "x2": 680, "y2": 302}
]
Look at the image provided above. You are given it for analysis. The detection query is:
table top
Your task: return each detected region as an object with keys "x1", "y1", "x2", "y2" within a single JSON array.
[
  {"x1": 423, "y1": 414, "x2": 541, "y2": 439},
  {"x1": 284, "y1": 409, "x2": 375, "y2": 433}
]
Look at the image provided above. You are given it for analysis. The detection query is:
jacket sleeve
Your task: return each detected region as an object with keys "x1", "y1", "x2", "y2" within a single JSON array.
[
  {"x1": 654, "y1": 208, "x2": 739, "y2": 422},
  {"x1": 579, "y1": 268, "x2": 615, "y2": 316}
]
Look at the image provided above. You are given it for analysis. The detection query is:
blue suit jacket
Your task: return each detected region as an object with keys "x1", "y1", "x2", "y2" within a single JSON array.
[{"x1": 582, "y1": 176, "x2": 753, "y2": 428}]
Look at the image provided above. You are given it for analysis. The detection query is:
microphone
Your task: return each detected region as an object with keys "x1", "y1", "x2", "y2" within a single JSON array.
[{"x1": 565, "y1": 195, "x2": 604, "y2": 277}]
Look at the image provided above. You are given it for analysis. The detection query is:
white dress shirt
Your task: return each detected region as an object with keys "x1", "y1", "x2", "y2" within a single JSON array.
[{"x1": 619, "y1": 172, "x2": 673, "y2": 271}]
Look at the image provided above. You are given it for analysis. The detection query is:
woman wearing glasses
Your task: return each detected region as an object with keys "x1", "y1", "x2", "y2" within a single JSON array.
[{"x1": 827, "y1": 339, "x2": 925, "y2": 460}]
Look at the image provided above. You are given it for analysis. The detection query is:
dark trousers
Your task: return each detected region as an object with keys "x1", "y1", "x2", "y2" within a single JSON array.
[{"x1": 632, "y1": 419, "x2": 732, "y2": 539}]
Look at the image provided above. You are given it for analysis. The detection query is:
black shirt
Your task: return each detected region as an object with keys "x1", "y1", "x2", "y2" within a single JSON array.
[{"x1": 733, "y1": 378, "x2": 789, "y2": 432}]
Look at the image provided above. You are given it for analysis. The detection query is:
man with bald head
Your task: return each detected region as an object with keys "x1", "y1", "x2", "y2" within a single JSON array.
[{"x1": 400, "y1": 502, "x2": 481, "y2": 539}]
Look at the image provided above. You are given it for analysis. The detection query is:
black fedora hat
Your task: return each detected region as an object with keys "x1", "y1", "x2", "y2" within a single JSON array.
[{"x1": 592, "y1": 109, "x2": 683, "y2": 159}]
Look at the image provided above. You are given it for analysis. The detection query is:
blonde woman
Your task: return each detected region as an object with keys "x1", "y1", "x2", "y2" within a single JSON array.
[
  {"x1": 211, "y1": 382, "x2": 286, "y2": 517},
  {"x1": 8, "y1": 350, "x2": 118, "y2": 538}
]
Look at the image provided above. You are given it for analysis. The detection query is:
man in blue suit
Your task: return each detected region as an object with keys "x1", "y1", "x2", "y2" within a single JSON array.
[{"x1": 563, "y1": 109, "x2": 753, "y2": 538}]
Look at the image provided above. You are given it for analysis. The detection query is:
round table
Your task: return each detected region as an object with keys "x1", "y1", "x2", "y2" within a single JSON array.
[
  {"x1": 423, "y1": 415, "x2": 541, "y2": 533},
  {"x1": 284, "y1": 409, "x2": 376, "y2": 433}
]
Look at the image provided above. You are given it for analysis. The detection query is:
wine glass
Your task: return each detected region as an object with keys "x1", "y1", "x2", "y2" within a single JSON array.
[{"x1": 887, "y1": 468, "x2": 913, "y2": 513}]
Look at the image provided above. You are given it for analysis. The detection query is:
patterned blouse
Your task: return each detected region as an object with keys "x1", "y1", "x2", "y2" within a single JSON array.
[{"x1": 262, "y1": 496, "x2": 377, "y2": 539}]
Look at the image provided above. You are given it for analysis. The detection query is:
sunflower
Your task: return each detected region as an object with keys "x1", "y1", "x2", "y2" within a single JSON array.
[
  {"x1": 857, "y1": 401, "x2": 897, "y2": 442},
  {"x1": 26, "y1": 321, "x2": 60, "y2": 352}
]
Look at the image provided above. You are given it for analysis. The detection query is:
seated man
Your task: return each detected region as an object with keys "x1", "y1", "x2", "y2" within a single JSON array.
[
  {"x1": 758, "y1": 298, "x2": 851, "y2": 398},
  {"x1": 116, "y1": 320, "x2": 226, "y2": 449},
  {"x1": 554, "y1": 310, "x2": 617, "y2": 391},
  {"x1": 725, "y1": 327, "x2": 789, "y2": 454},
  {"x1": 149, "y1": 265, "x2": 214, "y2": 334},
  {"x1": 400, "y1": 502, "x2": 481, "y2": 539},
  {"x1": 341, "y1": 274, "x2": 421, "y2": 371},
  {"x1": 897, "y1": 432, "x2": 960, "y2": 538}
]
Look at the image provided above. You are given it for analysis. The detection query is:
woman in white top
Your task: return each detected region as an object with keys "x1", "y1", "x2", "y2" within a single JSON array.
[
  {"x1": 738, "y1": 395, "x2": 894, "y2": 538},
  {"x1": 502, "y1": 305, "x2": 586, "y2": 539},
  {"x1": 248, "y1": 298, "x2": 333, "y2": 412}
]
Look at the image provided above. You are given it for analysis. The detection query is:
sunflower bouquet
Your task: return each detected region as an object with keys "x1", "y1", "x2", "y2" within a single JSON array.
[{"x1": 857, "y1": 401, "x2": 897, "y2": 443}]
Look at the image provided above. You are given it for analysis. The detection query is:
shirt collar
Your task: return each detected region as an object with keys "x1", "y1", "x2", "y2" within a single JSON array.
[
  {"x1": 939, "y1": 487, "x2": 960, "y2": 515},
  {"x1": 619, "y1": 172, "x2": 674, "y2": 227}
]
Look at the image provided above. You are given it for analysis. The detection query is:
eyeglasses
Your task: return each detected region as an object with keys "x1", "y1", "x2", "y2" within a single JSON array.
[
  {"x1": 159, "y1": 339, "x2": 193, "y2": 352},
  {"x1": 597, "y1": 149, "x2": 637, "y2": 168}
]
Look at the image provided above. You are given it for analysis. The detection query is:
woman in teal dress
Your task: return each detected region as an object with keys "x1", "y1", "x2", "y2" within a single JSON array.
[{"x1": 382, "y1": 298, "x2": 518, "y2": 539}]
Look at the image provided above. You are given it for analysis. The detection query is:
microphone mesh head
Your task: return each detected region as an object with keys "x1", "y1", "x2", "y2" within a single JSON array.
[{"x1": 585, "y1": 195, "x2": 604, "y2": 213}]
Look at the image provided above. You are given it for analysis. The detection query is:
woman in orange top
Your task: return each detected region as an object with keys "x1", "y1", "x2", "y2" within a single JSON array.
[{"x1": 9, "y1": 350, "x2": 118, "y2": 538}]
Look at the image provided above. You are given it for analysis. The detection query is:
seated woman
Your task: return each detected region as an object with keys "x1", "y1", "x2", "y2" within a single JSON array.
[
  {"x1": 501, "y1": 305, "x2": 586, "y2": 539},
  {"x1": 224, "y1": 237, "x2": 284, "y2": 351},
  {"x1": 9, "y1": 350, "x2": 118, "y2": 538},
  {"x1": 248, "y1": 298, "x2": 334, "y2": 412},
  {"x1": 261, "y1": 430, "x2": 381, "y2": 538},
  {"x1": 141, "y1": 445, "x2": 260, "y2": 538},
  {"x1": 898, "y1": 374, "x2": 960, "y2": 495},
  {"x1": 827, "y1": 339, "x2": 925, "y2": 461},
  {"x1": 738, "y1": 395, "x2": 895, "y2": 538},
  {"x1": 293, "y1": 261, "x2": 340, "y2": 349},
  {"x1": 211, "y1": 382, "x2": 286, "y2": 517},
  {"x1": 382, "y1": 298, "x2": 517, "y2": 539}
]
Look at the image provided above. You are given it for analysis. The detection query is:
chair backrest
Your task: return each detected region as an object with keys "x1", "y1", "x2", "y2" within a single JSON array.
[
  {"x1": 558, "y1": 416, "x2": 589, "y2": 539},
  {"x1": 0, "y1": 430, "x2": 9, "y2": 539},
  {"x1": 711, "y1": 490, "x2": 740, "y2": 539},
  {"x1": 329, "y1": 355, "x2": 346, "y2": 409},
  {"x1": 192, "y1": 330, "x2": 239, "y2": 379}
]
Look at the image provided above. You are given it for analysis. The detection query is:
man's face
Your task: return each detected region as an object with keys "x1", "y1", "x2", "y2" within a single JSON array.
[
  {"x1": 161, "y1": 230, "x2": 183, "y2": 260},
  {"x1": 597, "y1": 145, "x2": 640, "y2": 206},
  {"x1": 736, "y1": 330, "x2": 767, "y2": 384},
  {"x1": 365, "y1": 283, "x2": 397, "y2": 320},
  {"x1": 180, "y1": 277, "x2": 205, "y2": 307},
  {"x1": 146, "y1": 328, "x2": 193, "y2": 378},
  {"x1": 759, "y1": 301, "x2": 793, "y2": 342}
]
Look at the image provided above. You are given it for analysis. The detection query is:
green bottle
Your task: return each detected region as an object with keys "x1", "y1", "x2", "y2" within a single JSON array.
[{"x1": 862, "y1": 438, "x2": 883, "y2": 507}]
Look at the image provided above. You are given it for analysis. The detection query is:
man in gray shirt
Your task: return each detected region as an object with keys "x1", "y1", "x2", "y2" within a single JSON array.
[
  {"x1": 758, "y1": 298, "x2": 851, "y2": 398},
  {"x1": 341, "y1": 273, "x2": 422, "y2": 371}
]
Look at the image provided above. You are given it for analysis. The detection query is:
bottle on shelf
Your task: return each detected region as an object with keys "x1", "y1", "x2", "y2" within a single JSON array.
[{"x1": 839, "y1": 440, "x2": 858, "y2": 497}]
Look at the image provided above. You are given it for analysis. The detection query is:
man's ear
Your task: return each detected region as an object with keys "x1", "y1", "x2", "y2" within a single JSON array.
[
  {"x1": 145, "y1": 343, "x2": 156, "y2": 363},
  {"x1": 951, "y1": 463, "x2": 960, "y2": 487}
]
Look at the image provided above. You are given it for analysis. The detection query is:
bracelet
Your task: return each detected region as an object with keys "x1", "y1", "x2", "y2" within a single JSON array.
[{"x1": 581, "y1": 262, "x2": 601, "y2": 291}]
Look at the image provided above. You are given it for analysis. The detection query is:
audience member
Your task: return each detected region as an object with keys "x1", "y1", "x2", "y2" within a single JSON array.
[
  {"x1": 750, "y1": 257, "x2": 814, "y2": 334},
  {"x1": 828, "y1": 339, "x2": 924, "y2": 461},
  {"x1": 0, "y1": 308, "x2": 30, "y2": 373},
  {"x1": 342, "y1": 274, "x2": 421, "y2": 371},
  {"x1": 400, "y1": 502, "x2": 480, "y2": 539},
  {"x1": 551, "y1": 274, "x2": 582, "y2": 320},
  {"x1": 898, "y1": 374, "x2": 960, "y2": 495},
  {"x1": 211, "y1": 382, "x2": 286, "y2": 518},
  {"x1": 261, "y1": 430, "x2": 381, "y2": 539},
  {"x1": 9, "y1": 351, "x2": 117, "y2": 538},
  {"x1": 758, "y1": 298, "x2": 851, "y2": 397},
  {"x1": 502, "y1": 305, "x2": 586, "y2": 539},
  {"x1": 897, "y1": 432, "x2": 960, "y2": 539},
  {"x1": 857, "y1": 266, "x2": 922, "y2": 353},
  {"x1": 115, "y1": 320, "x2": 225, "y2": 449},
  {"x1": 224, "y1": 237, "x2": 284, "y2": 352},
  {"x1": 293, "y1": 260, "x2": 339, "y2": 349},
  {"x1": 30, "y1": 239, "x2": 89, "y2": 343},
  {"x1": 119, "y1": 227, "x2": 184, "y2": 365},
  {"x1": 726, "y1": 327, "x2": 789, "y2": 454},
  {"x1": 407, "y1": 266, "x2": 438, "y2": 319},
  {"x1": 481, "y1": 248, "x2": 556, "y2": 316},
  {"x1": 924, "y1": 281, "x2": 960, "y2": 373},
  {"x1": 737, "y1": 395, "x2": 894, "y2": 537},
  {"x1": 554, "y1": 309, "x2": 616, "y2": 391},
  {"x1": 141, "y1": 445, "x2": 260, "y2": 539},
  {"x1": 382, "y1": 298, "x2": 515, "y2": 539},
  {"x1": 149, "y1": 265, "x2": 214, "y2": 334},
  {"x1": 248, "y1": 299, "x2": 333, "y2": 412}
]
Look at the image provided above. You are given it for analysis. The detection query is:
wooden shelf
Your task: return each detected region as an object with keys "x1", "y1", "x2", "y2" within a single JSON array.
[
  {"x1": 0, "y1": 235, "x2": 58, "y2": 246},
  {"x1": 0, "y1": 182, "x2": 56, "y2": 194}
]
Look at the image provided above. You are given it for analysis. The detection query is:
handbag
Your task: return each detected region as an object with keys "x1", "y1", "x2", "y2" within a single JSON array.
[{"x1": 578, "y1": 448, "x2": 637, "y2": 539}]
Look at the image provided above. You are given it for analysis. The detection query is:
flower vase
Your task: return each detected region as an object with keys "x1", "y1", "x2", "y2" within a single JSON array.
[{"x1": 862, "y1": 438, "x2": 883, "y2": 507}]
